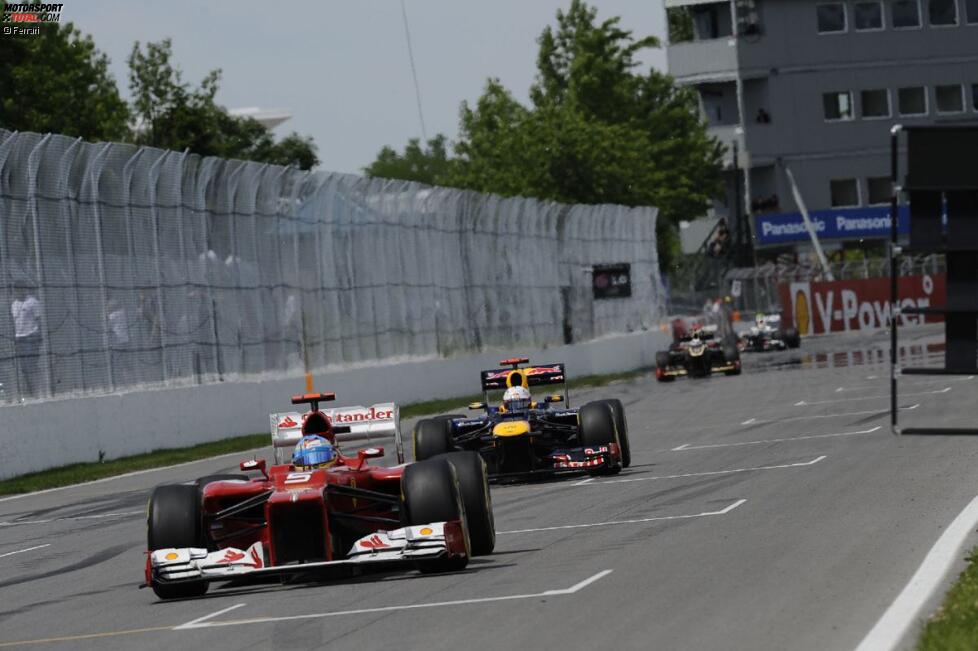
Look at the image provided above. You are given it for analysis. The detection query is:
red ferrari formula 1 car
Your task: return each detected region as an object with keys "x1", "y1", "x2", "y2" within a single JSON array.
[{"x1": 144, "y1": 392, "x2": 494, "y2": 600}]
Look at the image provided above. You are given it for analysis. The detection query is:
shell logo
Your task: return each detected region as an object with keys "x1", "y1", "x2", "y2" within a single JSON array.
[
  {"x1": 419, "y1": 527, "x2": 433, "y2": 536},
  {"x1": 164, "y1": 552, "x2": 179, "y2": 561}
]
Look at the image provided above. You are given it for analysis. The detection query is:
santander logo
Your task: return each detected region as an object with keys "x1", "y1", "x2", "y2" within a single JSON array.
[
  {"x1": 279, "y1": 416, "x2": 298, "y2": 428},
  {"x1": 333, "y1": 407, "x2": 393, "y2": 423}
]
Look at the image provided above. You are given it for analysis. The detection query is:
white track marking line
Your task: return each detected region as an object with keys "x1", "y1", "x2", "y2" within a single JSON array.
[
  {"x1": 176, "y1": 571, "x2": 613, "y2": 629},
  {"x1": 669, "y1": 404, "x2": 919, "y2": 435},
  {"x1": 497, "y1": 499, "x2": 746, "y2": 534},
  {"x1": 0, "y1": 447, "x2": 268, "y2": 503},
  {"x1": 174, "y1": 603, "x2": 247, "y2": 630},
  {"x1": 0, "y1": 543, "x2": 50, "y2": 559},
  {"x1": 837, "y1": 376, "x2": 972, "y2": 392},
  {"x1": 0, "y1": 509, "x2": 144, "y2": 527},
  {"x1": 583, "y1": 457, "x2": 826, "y2": 487},
  {"x1": 671, "y1": 426, "x2": 880, "y2": 451},
  {"x1": 795, "y1": 387, "x2": 950, "y2": 406},
  {"x1": 571, "y1": 477, "x2": 595, "y2": 486},
  {"x1": 855, "y1": 494, "x2": 978, "y2": 651}
]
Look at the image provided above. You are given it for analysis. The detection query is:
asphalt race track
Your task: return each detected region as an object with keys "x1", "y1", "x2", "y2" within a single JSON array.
[{"x1": 2, "y1": 325, "x2": 977, "y2": 651}]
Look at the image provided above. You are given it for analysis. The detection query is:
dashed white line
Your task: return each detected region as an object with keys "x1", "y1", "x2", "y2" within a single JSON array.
[
  {"x1": 855, "y1": 494, "x2": 978, "y2": 651},
  {"x1": 795, "y1": 387, "x2": 950, "y2": 406},
  {"x1": 741, "y1": 418, "x2": 757, "y2": 425},
  {"x1": 571, "y1": 477, "x2": 595, "y2": 486},
  {"x1": 581, "y1": 457, "x2": 826, "y2": 486},
  {"x1": 175, "y1": 571, "x2": 614, "y2": 629},
  {"x1": 671, "y1": 426, "x2": 881, "y2": 451},
  {"x1": 496, "y1": 499, "x2": 746, "y2": 534},
  {"x1": 0, "y1": 543, "x2": 50, "y2": 559}
]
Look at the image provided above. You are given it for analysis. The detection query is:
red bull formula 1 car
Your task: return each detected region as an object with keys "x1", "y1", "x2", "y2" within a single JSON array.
[
  {"x1": 412, "y1": 358, "x2": 631, "y2": 480},
  {"x1": 144, "y1": 392, "x2": 494, "y2": 600}
]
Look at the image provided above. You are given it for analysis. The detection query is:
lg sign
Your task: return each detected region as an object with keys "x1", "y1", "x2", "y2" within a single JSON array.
[{"x1": 780, "y1": 275, "x2": 944, "y2": 335}]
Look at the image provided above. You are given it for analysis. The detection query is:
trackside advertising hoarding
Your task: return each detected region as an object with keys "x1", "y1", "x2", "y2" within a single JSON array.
[
  {"x1": 755, "y1": 205, "x2": 909, "y2": 246},
  {"x1": 778, "y1": 274, "x2": 944, "y2": 335}
]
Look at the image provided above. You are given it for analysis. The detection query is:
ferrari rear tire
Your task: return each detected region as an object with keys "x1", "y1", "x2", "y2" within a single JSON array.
[
  {"x1": 593, "y1": 399, "x2": 630, "y2": 468},
  {"x1": 413, "y1": 418, "x2": 454, "y2": 461},
  {"x1": 578, "y1": 402, "x2": 622, "y2": 476},
  {"x1": 401, "y1": 459, "x2": 469, "y2": 573},
  {"x1": 437, "y1": 451, "x2": 495, "y2": 556},
  {"x1": 147, "y1": 484, "x2": 209, "y2": 600}
]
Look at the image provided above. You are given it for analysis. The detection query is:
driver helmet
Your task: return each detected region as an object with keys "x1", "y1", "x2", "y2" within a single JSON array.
[
  {"x1": 502, "y1": 385, "x2": 532, "y2": 412},
  {"x1": 293, "y1": 435, "x2": 338, "y2": 470}
]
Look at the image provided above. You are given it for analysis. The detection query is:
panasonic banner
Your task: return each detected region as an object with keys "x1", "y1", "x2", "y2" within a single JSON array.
[{"x1": 754, "y1": 205, "x2": 910, "y2": 246}]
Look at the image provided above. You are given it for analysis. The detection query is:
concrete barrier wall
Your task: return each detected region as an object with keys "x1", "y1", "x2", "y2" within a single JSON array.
[{"x1": 0, "y1": 330, "x2": 670, "y2": 480}]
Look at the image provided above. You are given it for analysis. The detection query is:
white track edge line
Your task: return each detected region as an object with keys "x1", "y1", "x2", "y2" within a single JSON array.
[{"x1": 854, "y1": 494, "x2": 978, "y2": 651}]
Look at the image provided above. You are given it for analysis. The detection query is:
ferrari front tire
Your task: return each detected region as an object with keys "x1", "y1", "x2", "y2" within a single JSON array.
[
  {"x1": 437, "y1": 451, "x2": 495, "y2": 556},
  {"x1": 401, "y1": 459, "x2": 469, "y2": 573},
  {"x1": 147, "y1": 484, "x2": 209, "y2": 600}
]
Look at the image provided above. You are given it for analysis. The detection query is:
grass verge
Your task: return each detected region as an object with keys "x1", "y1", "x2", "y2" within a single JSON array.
[
  {"x1": 0, "y1": 366, "x2": 651, "y2": 497},
  {"x1": 917, "y1": 546, "x2": 978, "y2": 650},
  {"x1": 0, "y1": 433, "x2": 268, "y2": 497}
]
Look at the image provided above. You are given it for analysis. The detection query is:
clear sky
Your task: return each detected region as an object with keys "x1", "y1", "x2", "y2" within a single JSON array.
[{"x1": 66, "y1": 1, "x2": 667, "y2": 174}]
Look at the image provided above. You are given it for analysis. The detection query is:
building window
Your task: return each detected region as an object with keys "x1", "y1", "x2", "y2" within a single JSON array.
[
  {"x1": 897, "y1": 86, "x2": 928, "y2": 115},
  {"x1": 817, "y1": 3, "x2": 848, "y2": 32},
  {"x1": 966, "y1": 0, "x2": 978, "y2": 23},
  {"x1": 831, "y1": 179, "x2": 861, "y2": 207},
  {"x1": 867, "y1": 177, "x2": 891, "y2": 205},
  {"x1": 855, "y1": 1, "x2": 885, "y2": 29},
  {"x1": 861, "y1": 89, "x2": 891, "y2": 118},
  {"x1": 935, "y1": 84, "x2": 965, "y2": 113},
  {"x1": 824, "y1": 91, "x2": 854, "y2": 120},
  {"x1": 929, "y1": 0, "x2": 958, "y2": 24},
  {"x1": 892, "y1": 0, "x2": 922, "y2": 27}
]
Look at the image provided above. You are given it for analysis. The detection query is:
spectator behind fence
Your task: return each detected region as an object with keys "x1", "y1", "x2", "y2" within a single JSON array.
[
  {"x1": 107, "y1": 299, "x2": 129, "y2": 384},
  {"x1": 11, "y1": 286, "x2": 42, "y2": 398}
]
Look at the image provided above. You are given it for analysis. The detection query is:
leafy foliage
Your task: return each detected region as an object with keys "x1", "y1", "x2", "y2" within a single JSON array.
[
  {"x1": 128, "y1": 39, "x2": 318, "y2": 169},
  {"x1": 364, "y1": 134, "x2": 455, "y2": 185},
  {"x1": 368, "y1": 1, "x2": 723, "y2": 271},
  {"x1": 0, "y1": 21, "x2": 130, "y2": 141}
]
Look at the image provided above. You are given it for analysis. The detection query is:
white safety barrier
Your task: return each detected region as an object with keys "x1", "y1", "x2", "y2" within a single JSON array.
[{"x1": 0, "y1": 330, "x2": 670, "y2": 479}]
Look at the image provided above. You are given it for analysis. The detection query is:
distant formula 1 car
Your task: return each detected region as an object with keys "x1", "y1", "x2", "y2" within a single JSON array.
[
  {"x1": 655, "y1": 323, "x2": 741, "y2": 381},
  {"x1": 144, "y1": 392, "x2": 494, "y2": 600},
  {"x1": 412, "y1": 358, "x2": 630, "y2": 480},
  {"x1": 740, "y1": 313, "x2": 801, "y2": 352}
]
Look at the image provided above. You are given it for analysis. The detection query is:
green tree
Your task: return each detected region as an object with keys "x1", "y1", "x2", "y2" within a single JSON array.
[
  {"x1": 448, "y1": 1, "x2": 723, "y2": 270},
  {"x1": 128, "y1": 39, "x2": 318, "y2": 169},
  {"x1": 0, "y1": 21, "x2": 130, "y2": 140},
  {"x1": 364, "y1": 134, "x2": 455, "y2": 185}
]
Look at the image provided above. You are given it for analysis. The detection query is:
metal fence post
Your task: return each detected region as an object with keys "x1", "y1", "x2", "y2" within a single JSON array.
[
  {"x1": 148, "y1": 151, "x2": 169, "y2": 381},
  {"x1": 26, "y1": 134, "x2": 54, "y2": 398},
  {"x1": 89, "y1": 142, "x2": 116, "y2": 391}
]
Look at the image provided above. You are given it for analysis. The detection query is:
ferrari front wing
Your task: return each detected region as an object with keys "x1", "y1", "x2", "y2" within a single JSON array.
[{"x1": 146, "y1": 521, "x2": 465, "y2": 587}]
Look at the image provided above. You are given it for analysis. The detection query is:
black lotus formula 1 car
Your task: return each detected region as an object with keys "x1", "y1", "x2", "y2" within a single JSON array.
[{"x1": 655, "y1": 324, "x2": 741, "y2": 381}]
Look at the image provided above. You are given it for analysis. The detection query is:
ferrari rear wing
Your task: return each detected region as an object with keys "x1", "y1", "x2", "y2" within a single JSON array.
[{"x1": 269, "y1": 402, "x2": 403, "y2": 465}]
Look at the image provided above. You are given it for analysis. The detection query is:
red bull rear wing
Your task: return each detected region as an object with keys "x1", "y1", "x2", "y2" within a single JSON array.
[{"x1": 480, "y1": 362, "x2": 566, "y2": 391}]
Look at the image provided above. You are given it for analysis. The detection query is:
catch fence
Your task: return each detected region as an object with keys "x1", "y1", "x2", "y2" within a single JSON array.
[{"x1": 0, "y1": 130, "x2": 663, "y2": 403}]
